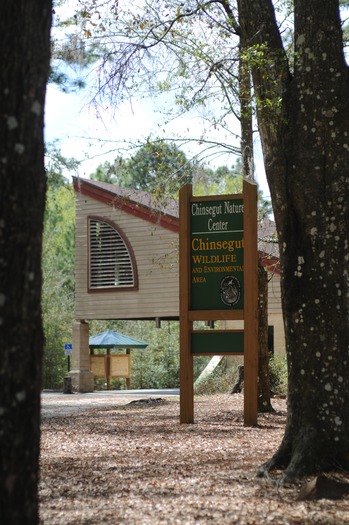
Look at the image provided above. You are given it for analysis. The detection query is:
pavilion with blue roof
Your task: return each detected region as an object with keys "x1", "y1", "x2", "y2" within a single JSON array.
[
  {"x1": 89, "y1": 329, "x2": 148, "y2": 349},
  {"x1": 89, "y1": 330, "x2": 148, "y2": 389}
]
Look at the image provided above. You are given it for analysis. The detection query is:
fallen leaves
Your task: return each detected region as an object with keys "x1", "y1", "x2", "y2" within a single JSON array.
[{"x1": 39, "y1": 394, "x2": 349, "y2": 524}]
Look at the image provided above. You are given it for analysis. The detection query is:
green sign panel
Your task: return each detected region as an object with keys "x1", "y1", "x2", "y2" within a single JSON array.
[
  {"x1": 191, "y1": 331, "x2": 244, "y2": 354},
  {"x1": 190, "y1": 198, "x2": 244, "y2": 310}
]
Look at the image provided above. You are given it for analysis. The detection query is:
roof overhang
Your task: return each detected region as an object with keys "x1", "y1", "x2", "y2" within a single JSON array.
[{"x1": 73, "y1": 177, "x2": 179, "y2": 233}]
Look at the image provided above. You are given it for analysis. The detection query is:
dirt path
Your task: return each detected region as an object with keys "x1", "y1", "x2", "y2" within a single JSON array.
[
  {"x1": 40, "y1": 394, "x2": 349, "y2": 524},
  {"x1": 41, "y1": 390, "x2": 178, "y2": 418}
]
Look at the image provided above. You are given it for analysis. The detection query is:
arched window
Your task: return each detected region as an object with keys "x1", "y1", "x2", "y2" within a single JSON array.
[{"x1": 88, "y1": 217, "x2": 137, "y2": 291}]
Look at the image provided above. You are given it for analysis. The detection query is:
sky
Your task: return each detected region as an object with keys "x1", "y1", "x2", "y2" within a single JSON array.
[
  {"x1": 45, "y1": 0, "x2": 270, "y2": 199},
  {"x1": 44, "y1": 83, "x2": 270, "y2": 198},
  {"x1": 44, "y1": 1, "x2": 348, "y2": 203}
]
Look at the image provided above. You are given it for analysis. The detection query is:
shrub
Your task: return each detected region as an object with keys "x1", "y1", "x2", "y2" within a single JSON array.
[
  {"x1": 193, "y1": 355, "x2": 289, "y2": 397},
  {"x1": 194, "y1": 361, "x2": 238, "y2": 396},
  {"x1": 269, "y1": 355, "x2": 288, "y2": 395}
]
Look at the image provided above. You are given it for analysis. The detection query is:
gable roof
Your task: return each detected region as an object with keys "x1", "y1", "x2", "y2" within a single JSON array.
[
  {"x1": 73, "y1": 177, "x2": 280, "y2": 273},
  {"x1": 72, "y1": 176, "x2": 179, "y2": 233}
]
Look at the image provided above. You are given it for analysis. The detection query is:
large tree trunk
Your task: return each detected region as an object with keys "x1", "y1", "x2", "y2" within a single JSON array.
[
  {"x1": 238, "y1": 0, "x2": 349, "y2": 480},
  {"x1": 0, "y1": 2, "x2": 52, "y2": 523}
]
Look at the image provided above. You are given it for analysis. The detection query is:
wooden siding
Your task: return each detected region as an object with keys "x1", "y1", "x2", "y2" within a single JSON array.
[
  {"x1": 267, "y1": 273, "x2": 285, "y2": 355},
  {"x1": 75, "y1": 193, "x2": 179, "y2": 320},
  {"x1": 268, "y1": 272, "x2": 282, "y2": 312}
]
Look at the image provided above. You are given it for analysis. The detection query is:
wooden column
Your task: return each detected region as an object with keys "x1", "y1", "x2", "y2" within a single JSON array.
[
  {"x1": 243, "y1": 179, "x2": 258, "y2": 426},
  {"x1": 126, "y1": 349, "x2": 131, "y2": 389},
  {"x1": 70, "y1": 320, "x2": 94, "y2": 393},
  {"x1": 179, "y1": 184, "x2": 194, "y2": 423}
]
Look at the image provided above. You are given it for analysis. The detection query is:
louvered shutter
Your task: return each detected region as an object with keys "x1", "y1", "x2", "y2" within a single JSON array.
[{"x1": 89, "y1": 219, "x2": 134, "y2": 289}]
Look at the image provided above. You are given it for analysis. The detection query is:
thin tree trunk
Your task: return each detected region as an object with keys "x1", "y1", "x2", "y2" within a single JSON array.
[
  {"x1": 239, "y1": 30, "x2": 273, "y2": 412},
  {"x1": 239, "y1": 36, "x2": 254, "y2": 182},
  {"x1": 258, "y1": 261, "x2": 273, "y2": 412}
]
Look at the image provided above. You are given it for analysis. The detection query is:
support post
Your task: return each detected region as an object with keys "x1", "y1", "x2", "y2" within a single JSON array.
[
  {"x1": 179, "y1": 184, "x2": 194, "y2": 423},
  {"x1": 70, "y1": 320, "x2": 94, "y2": 392},
  {"x1": 243, "y1": 180, "x2": 258, "y2": 426}
]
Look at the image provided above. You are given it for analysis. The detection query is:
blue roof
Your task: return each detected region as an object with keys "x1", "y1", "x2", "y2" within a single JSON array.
[{"x1": 89, "y1": 329, "x2": 148, "y2": 349}]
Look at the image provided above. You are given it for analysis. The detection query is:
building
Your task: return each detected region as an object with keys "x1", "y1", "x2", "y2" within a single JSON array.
[{"x1": 71, "y1": 177, "x2": 284, "y2": 392}]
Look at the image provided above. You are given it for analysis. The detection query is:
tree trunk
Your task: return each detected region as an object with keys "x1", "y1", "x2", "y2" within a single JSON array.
[
  {"x1": 258, "y1": 261, "x2": 273, "y2": 412},
  {"x1": 238, "y1": 33, "x2": 254, "y2": 182},
  {"x1": 238, "y1": 0, "x2": 349, "y2": 480},
  {"x1": 0, "y1": 2, "x2": 52, "y2": 523},
  {"x1": 238, "y1": 34, "x2": 273, "y2": 412}
]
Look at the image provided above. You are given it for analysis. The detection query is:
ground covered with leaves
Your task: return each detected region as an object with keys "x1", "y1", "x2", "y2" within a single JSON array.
[{"x1": 40, "y1": 394, "x2": 349, "y2": 524}]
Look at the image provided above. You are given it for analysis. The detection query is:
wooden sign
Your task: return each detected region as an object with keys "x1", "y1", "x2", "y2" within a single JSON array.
[
  {"x1": 90, "y1": 355, "x2": 106, "y2": 378},
  {"x1": 191, "y1": 331, "x2": 244, "y2": 355},
  {"x1": 190, "y1": 196, "x2": 244, "y2": 310},
  {"x1": 179, "y1": 180, "x2": 258, "y2": 426},
  {"x1": 90, "y1": 354, "x2": 131, "y2": 379},
  {"x1": 110, "y1": 355, "x2": 131, "y2": 378}
]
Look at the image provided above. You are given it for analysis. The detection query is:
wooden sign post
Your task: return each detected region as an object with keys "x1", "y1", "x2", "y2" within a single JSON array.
[{"x1": 179, "y1": 180, "x2": 258, "y2": 426}]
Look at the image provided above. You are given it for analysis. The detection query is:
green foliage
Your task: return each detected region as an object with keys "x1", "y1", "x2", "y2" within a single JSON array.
[
  {"x1": 91, "y1": 150, "x2": 272, "y2": 217},
  {"x1": 194, "y1": 158, "x2": 272, "y2": 217},
  {"x1": 194, "y1": 360, "x2": 238, "y2": 396},
  {"x1": 241, "y1": 44, "x2": 285, "y2": 119},
  {"x1": 42, "y1": 156, "x2": 76, "y2": 388},
  {"x1": 42, "y1": 291, "x2": 73, "y2": 388},
  {"x1": 45, "y1": 143, "x2": 80, "y2": 188},
  {"x1": 269, "y1": 356, "x2": 288, "y2": 396},
  {"x1": 122, "y1": 321, "x2": 180, "y2": 389},
  {"x1": 90, "y1": 140, "x2": 194, "y2": 196},
  {"x1": 193, "y1": 355, "x2": 288, "y2": 397},
  {"x1": 89, "y1": 158, "x2": 122, "y2": 185},
  {"x1": 126, "y1": 141, "x2": 193, "y2": 195},
  {"x1": 43, "y1": 183, "x2": 75, "y2": 292},
  {"x1": 194, "y1": 162, "x2": 243, "y2": 196}
]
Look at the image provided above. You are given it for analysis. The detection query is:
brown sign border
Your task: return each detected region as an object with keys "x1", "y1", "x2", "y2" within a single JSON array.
[{"x1": 179, "y1": 180, "x2": 258, "y2": 426}]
